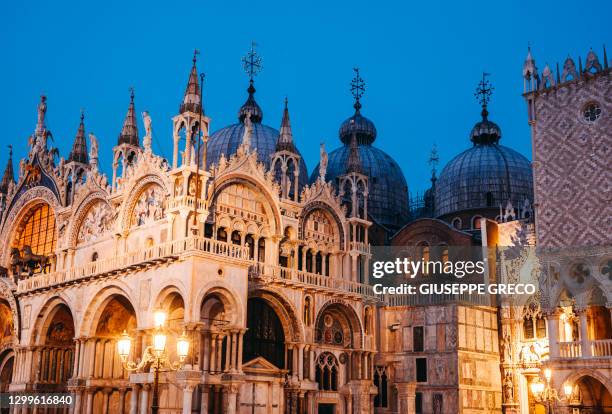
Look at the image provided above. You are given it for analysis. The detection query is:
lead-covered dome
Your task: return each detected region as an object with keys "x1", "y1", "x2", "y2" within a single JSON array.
[
  {"x1": 311, "y1": 144, "x2": 409, "y2": 229},
  {"x1": 311, "y1": 99, "x2": 409, "y2": 230},
  {"x1": 435, "y1": 107, "x2": 533, "y2": 217},
  {"x1": 206, "y1": 83, "x2": 308, "y2": 186}
]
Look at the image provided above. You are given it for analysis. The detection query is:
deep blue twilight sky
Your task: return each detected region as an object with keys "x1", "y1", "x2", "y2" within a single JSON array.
[{"x1": 0, "y1": 1, "x2": 610, "y2": 193}]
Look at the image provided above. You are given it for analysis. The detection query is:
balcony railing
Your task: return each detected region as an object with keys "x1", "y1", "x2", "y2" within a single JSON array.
[
  {"x1": 249, "y1": 263, "x2": 378, "y2": 299},
  {"x1": 592, "y1": 339, "x2": 612, "y2": 357},
  {"x1": 559, "y1": 341, "x2": 582, "y2": 358},
  {"x1": 558, "y1": 339, "x2": 612, "y2": 358},
  {"x1": 17, "y1": 237, "x2": 248, "y2": 293},
  {"x1": 167, "y1": 195, "x2": 207, "y2": 212},
  {"x1": 349, "y1": 241, "x2": 370, "y2": 255}
]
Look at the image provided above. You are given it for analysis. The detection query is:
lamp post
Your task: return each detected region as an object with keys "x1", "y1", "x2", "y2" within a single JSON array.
[
  {"x1": 530, "y1": 368, "x2": 573, "y2": 414},
  {"x1": 117, "y1": 310, "x2": 190, "y2": 414}
]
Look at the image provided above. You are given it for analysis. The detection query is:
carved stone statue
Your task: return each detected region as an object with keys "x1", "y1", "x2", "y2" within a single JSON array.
[
  {"x1": 89, "y1": 133, "x2": 99, "y2": 160},
  {"x1": 242, "y1": 111, "x2": 252, "y2": 150},
  {"x1": 503, "y1": 372, "x2": 514, "y2": 402},
  {"x1": 142, "y1": 111, "x2": 153, "y2": 152},
  {"x1": 319, "y1": 142, "x2": 328, "y2": 181}
]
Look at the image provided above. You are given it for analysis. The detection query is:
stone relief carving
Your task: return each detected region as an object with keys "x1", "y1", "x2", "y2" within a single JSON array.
[
  {"x1": 133, "y1": 185, "x2": 165, "y2": 227},
  {"x1": 77, "y1": 201, "x2": 114, "y2": 244}
]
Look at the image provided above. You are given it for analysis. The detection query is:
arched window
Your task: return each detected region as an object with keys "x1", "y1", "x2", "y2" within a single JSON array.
[
  {"x1": 316, "y1": 353, "x2": 339, "y2": 391},
  {"x1": 303, "y1": 296, "x2": 312, "y2": 326},
  {"x1": 14, "y1": 203, "x2": 56, "y2": 256},
  {"x1": 217, "y1": 228, "x2": 227, "y2": 242},
  {"x1": 257, "y1": 238, "x2": 266, "y2": 263},
  {"x1": 91, "y1": 252, "x2": 99, "y2": 262},
  {"x1": 231, "y1": 230, "x2": 241, "y2": 246},
  {"x1": 374, "y1": 366, "x2": 388, "y2": 407},
  {"x1": 452, "y1": 217, "x2": 462, "y2": 229},
  {"x1": 472, "y1": 216, "x2": 483, "y2": 230},
  {"x1": 243, "y1": 298, "x2": 285, "y2": 368},
  {"x1": 245, "y1": 234, "x2": 255, "y2": 260}
]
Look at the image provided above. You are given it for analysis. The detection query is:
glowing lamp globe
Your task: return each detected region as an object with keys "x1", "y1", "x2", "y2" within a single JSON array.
[
  {"x1": 153, "y1": 310, "x2": 167, "y2": 329},
  {"x1": 117, "y1": 330, "x2": 132, "y2": 361},
  {"x1": 544, "y1": 368, "x2": 552, "y2": 382},
  {"x1": 177, "y1": 332, "x2": 190, "y2": 361},
  {"x1": 530, "y1": 380, "x2": 544, "y2": 396},
  {"x1": 153, "y1": 331, "x2": 167, "y2": 355},
  {"x1": 564, "y1": 383, "x2": 573, "y2": 398}
]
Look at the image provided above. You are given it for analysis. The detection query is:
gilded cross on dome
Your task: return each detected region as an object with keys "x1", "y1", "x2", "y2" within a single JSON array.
[
  {"x1": 474, "y1": 72, "x2": 494, "y2": 107},
  {"x1": 242, "y1": 41, "x2": 263, "y2": 82},
  {"x1": 350, "y1": 67, "x2": 365, "y2": 109}
]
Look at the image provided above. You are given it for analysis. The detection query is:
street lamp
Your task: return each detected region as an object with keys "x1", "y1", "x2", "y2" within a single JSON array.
[
  {"x1": 530, "y1": 368, "x2": 573, "y2": 414},
  {"x1": 117, "y1": 311, "x2": 190, "y2": 414}
]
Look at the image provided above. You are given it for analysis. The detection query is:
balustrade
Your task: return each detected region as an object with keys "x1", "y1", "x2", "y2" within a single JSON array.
[
  {"x1": 249, "y1": 263, "x2": 377, "y2": 299},
  {"x1": 17, "y1": 237, "x2": 248, "y2": 293}
]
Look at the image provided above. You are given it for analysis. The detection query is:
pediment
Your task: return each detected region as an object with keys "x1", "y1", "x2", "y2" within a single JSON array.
[{"x1": 242, "y1": 356, "x2": 283, "y2": 374}]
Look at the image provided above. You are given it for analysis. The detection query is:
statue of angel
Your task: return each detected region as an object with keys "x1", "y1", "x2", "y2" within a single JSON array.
[
  {"x1": 319, "y1": 142, "x2": 328, "y2": 181},
  {"x1": 142, "y1": 111, "x2": 153, "y2": 152}
]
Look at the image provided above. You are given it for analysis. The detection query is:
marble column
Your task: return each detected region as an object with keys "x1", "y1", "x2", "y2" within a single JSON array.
[
  {"x1": 129, "y1": 385, "x2": 139, "y2": 414},
  {"x1": 182, "y1": 384, "x2": 194, "y2": 414},
  {"x1": 139, "y1": 384, "x2": 150, "y2": 414},
  {"x1": 578, "y1": 308, "x2": 592, "y2": 357}
]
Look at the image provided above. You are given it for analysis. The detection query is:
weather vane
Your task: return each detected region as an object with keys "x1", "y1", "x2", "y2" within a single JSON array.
[
  {"x1": 474, "y1": 72, "x2": 494, "y2": 107},
  {"x1": 350, "y1": 67, "x2": 365, "y2": 103},
  {"x1": 242, "y1": 41, "x2": 262, "y2": 82}
]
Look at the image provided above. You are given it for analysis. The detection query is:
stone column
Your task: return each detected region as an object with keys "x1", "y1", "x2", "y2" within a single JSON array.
[
  {"x1": 237, "y1": 330, "x2": 245, "y2": 372},
  {"x1": 182, "y1": 384, "x2": 194, "y2": 414},
  {"x1": 119, "y1": 388, "x2": 127, "y2": 414},
  {"x1": 86, "y1": 388, "x2": 95, "y2": 414},
  {"x1": 231, "y1": 331, "x2": 238, "y2": 372},
  {"x1": 210, "y1": 334, "x2": 217, "y2": 373},
  {"x1": 226, "y1": 385, "x2": 238, "y2": 414},
  {"x1": 297, "y1": 344, "x2": 304, "y2": 380},
  {"x1": 546, "y1": 310, "x2": 561, "y2": 358},
  {"x1": 139, "y1": 384, "x2": 150, "y2": 414},
  {"x1": 200, "y1": 386, "x2": 209, "y2": 414},
  {"x1": 216, "y1": 335, "x2": 224, "y2": 372},
  {"x1": 578, "y1": 308, "x2": 592, "y2": 357},
  {"x1": 72, "y1": 389, "x2": 83, "y2": 414},
  {"x1": 130, "y1": 385, "x2": 139, "y2": 414},
  {"x1": 396, "y1": 382, "x2": 416, "y2": 414},
  {"x1": 88, "y1": 338, "x2": 96, "y2": 378}
]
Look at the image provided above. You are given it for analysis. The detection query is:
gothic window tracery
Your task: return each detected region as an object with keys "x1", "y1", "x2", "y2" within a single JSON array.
[
  {"x1": 315, "y1": 352, "x2": 339, "y2": 391},
  {"x1": 583, "y1": 102, "x2": 601, "y2": 123},
  {"x1": 374, "y1": 366, "x2": 388, "y2": 407},
  {"x1": 215, "y1": 183, "x2": 269, "y2": 226},
  {"x1": 316, "y1": 312, "x2": 348, "y2": 347},
  {"x1": 522, "y1": 303, "x2": 547, "y2": 340}
]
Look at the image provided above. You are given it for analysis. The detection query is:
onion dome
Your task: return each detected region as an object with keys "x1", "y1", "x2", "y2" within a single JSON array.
[
  {"x1": 310, "y1": 69, "x2": 409, "y2": 230},
  {"x1": 0, "y1": 146, "x2": 14, "y2": 194},
  {"x1": 338, "y1": 104, "x2": 377, "y2": 145},
  {"x1": 117, "y1": 90, "x2": 139, "y2": 146},
  {"x1": 435, "y1": 75, "x2": 533, "y2": 218},
  {"x1": 68, "y1": 112, "x2": 89, "y2": 164}
]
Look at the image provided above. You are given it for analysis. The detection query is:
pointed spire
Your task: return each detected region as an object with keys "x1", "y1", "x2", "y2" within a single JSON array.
[
  {"x1": 579, "y1": 56, "x2": 583, "y2": 77},
  {"x1": 118, "y1": 89, "x2": 140, "y2": 146},
  {"x1": 180, "y1": 50, "x2": 202, "y2": 114},
  {"x1": 346, "y1": 130, "x2": 362, "y2": 174},
  {"x1": 276, "y1": 97, "x2": 296, "y2": 152},
  {"x1": 69, "y1": 110, "x2": 89, "y2": 163},
  {"x1": 556, "y1": 62, "x2": 561, "y2": 84},
  {"x1": 604, "y1": 44, "x2": 609, "y2": 69},
  {"x1": 0, "y1": 145, "x2": 15, "y2": 194}
]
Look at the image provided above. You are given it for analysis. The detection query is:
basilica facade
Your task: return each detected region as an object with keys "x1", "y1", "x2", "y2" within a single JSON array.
[{"x1": 0, "y1": 45, "x2": 610, "y2": 414}]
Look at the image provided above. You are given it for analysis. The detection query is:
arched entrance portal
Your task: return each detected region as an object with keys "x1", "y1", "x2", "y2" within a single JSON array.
[
  {"x1": 572, "y1": 375, "x2": 612, "y2": 413},
  {"x1": 36, "y1": 303, "x2": 75, "y2": 392},
  {"x1": 90, "y1": 295, "x2": 137, "y2": 414},
  {"x1": 243, "y1": 297, "x2": 285, "y2": 369}
]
